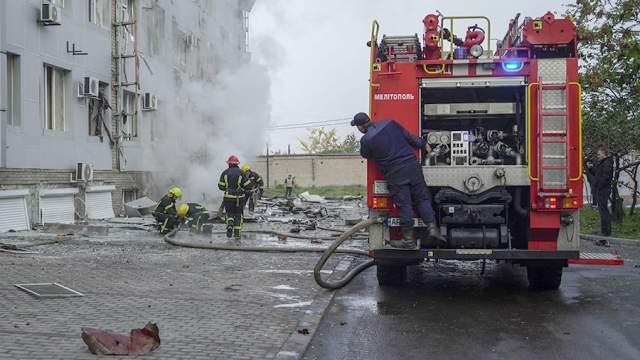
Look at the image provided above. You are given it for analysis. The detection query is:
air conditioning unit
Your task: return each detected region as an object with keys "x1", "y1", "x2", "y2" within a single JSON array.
[
  {"x1": 75, "y1": 162, "x2": 94, "y2": 182},
  {"x1": 40, "y1": 2, "x2": 62, "y2": 26},
  {"x1": 80, "y1": 77, "x2": 99, "y2": 98},
  {"x1": 142, "y1": 92, "x2": 157, "y2": 111}
]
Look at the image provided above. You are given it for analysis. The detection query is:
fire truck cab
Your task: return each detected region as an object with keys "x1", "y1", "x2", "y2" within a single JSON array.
[{"x1": 366, "y1": 12, "x2": 583, "y2": 289}]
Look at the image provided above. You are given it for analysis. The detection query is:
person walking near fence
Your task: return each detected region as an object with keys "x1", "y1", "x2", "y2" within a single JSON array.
[{"x1": 284, "y1": 174, "x2": 295, "y2": 198}]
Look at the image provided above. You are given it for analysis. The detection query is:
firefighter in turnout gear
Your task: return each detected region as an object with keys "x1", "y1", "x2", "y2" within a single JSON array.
[
  {"x1": 241, "y1": 164, "x2": 264, "y2": 212},
  {"x1": 153, "y1": 186, "x2": 182, "y2": 234},
  {"x1": 219, "y1": 156, "x2": 253, "y2": 239},
  {"x1": 176, "y1": 203, "x2": 209, "y2": 233}
]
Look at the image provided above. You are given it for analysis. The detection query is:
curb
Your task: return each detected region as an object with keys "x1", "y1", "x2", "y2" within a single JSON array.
[
  {"x1": 270, "y1": 256, "x2": 356, "y2": 360},
  {"x1": 580, "y1": 234, "x2": 640, "y2": 248}
]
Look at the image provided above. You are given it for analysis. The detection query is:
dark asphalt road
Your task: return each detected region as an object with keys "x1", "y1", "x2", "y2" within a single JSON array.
[{"x1": 304, "y1": 242, "x2": 640, "y2": 360}]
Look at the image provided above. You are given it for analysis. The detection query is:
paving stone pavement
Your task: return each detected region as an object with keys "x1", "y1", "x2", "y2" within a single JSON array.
[{"x1": 0, "y1": 227, "x2": 342, "y2": 360}]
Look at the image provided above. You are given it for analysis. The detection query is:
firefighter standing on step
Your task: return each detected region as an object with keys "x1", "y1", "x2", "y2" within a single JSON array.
[
  {"x1": 351, "y1": 112, "x2": 445, "y2": 249},
  {"x1": 153, "y1": 186, "x2": 182, "y2": 234},
  {"x1": 241, "y1": 164, "x2": 264, "y2": 212},
  {"x1": 218, "y1": 156, "x2": 253, "y2": 239}
]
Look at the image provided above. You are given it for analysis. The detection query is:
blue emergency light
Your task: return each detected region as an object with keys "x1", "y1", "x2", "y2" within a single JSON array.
[{"x1": 502, "y1": 61, "x2": 524, "y2": 72}]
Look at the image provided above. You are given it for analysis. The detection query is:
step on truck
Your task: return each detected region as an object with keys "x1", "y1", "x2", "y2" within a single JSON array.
[{"x1": 365, "y1": 11, "x2": 621, "y2": 289}]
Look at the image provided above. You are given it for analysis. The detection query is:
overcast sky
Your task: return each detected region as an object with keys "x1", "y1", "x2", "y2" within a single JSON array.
[{"x1": 250, "y1": 0, "x2": 570, "y2": 154}]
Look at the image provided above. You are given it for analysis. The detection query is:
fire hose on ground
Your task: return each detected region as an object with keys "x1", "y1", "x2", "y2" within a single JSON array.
[{"x1": 163, "y1": 217, "x2": 380, "y2": 290}]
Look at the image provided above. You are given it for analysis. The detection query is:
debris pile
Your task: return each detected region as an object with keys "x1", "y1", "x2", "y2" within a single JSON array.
[{"x1": 81, "y1": 322, "x2": 160, "y2": 356}]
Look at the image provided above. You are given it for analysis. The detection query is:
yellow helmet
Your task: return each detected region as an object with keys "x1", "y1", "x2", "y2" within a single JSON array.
[
  {"x1": 168, "y1": 187, "x2": 183, "y2": 199},
  {"x1": 176, "y1": 203, "x2": 189, "y2": 217},
  {"x1": 241, "y1": 164, "x2": 250, "y2": 172}
]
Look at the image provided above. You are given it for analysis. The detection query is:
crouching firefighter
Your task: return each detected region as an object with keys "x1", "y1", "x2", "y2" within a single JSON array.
[
  {"x1": 153, "y1": 187, "x2": 182, "y2": 234},
  {"x1": 352, "y1": 112, "x2": 446, "y2": 249},
  {"x1": 176, "y1": 203, "x2": 210, "y2": 233},
  {"x1": 218, "y1": 155, "x2": 253, "y2": 239}
]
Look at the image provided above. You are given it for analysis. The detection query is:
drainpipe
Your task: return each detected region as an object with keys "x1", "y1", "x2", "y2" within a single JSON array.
[{"x1": 0, "y1": 0, "x2": 7, "y2": 168}]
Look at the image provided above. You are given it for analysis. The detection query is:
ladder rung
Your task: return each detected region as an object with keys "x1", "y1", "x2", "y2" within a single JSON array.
[
  {"x1": 543, "y1": 155, "x2": 566, "y2": 159},
  {"x1": 114, "y1": 54, "x2": 136, "y2": 59},
  {"x1": 541, "y1": 82, "x2": 566, "y2": 87},
  {"x1": 114, "y1": 21, "x2": 136, "y2": 26},
  {"x1": 541, "y1": 111, "x2": 567, "y2": 116},
  {"x1": 542, "y1": 131, "x2": 566, "y2": 135},
  {"x1": 541, "y1": 167, "x2": 566, "y2": 171},
  {"x1": 117, "y1": 82, "x2": 138, "y2": 87}
]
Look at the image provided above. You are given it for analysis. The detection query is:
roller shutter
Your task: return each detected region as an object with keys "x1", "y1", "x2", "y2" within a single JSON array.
[
  {"x1": 0, "y1": 190, "x2": 30, "y2": 232},
  {"x1": 85, "y1": 185, "x2": 116, "y2": 219},
  {"x1": 39, "y1": 188, "x2": 78, "y2": 225}
]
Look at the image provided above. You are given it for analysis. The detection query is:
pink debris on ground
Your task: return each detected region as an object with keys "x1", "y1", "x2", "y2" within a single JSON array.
[{"x1": 81, "y1": 322, "x2": 160, "y2": 356}]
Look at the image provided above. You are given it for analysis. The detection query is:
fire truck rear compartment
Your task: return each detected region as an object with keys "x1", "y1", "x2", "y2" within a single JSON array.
[
  {"x1": 416, "y1": 81, "x2": 530, "y2": 250},
  {"x1": 420, "y1": 83, "x2": 526, "y2": 167}
]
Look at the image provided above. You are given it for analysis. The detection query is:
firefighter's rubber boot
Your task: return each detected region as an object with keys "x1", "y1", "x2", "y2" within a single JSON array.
[
  {"x1": 234, "y1": 229, "x2": 241, "y2": 240},
  {"x1": 226, "y1": 225, "x2": 233, "y2": 238},
  {"x1": 427, "y1": 222, "x2": 447, "y2": 247},
  {"x1": 390, "y1": 227, "x2": 417, "y2": 249}
]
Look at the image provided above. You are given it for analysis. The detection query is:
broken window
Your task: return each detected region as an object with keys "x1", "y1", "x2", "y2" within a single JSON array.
[
  {"x1": 89, "y1": 0, "x2": 111, "y2": 29},
  {"x1": 88, "y1": 82, "x2": 113, "y2": 145},
  {"x1": 123, "y1": 189, "x2": 137, "y2": 204},
  {"x1": 44, "y1": 64, "x2": 67, "y2": 131},
  {"x1": 6, "y1": 53, "x2": 20, "y2": 127},
  {"x1": 122, "y1": 90, "x2": 138, "y2": 139}
]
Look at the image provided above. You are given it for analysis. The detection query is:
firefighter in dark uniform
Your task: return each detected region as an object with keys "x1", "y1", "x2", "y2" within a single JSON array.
[
  {"x1": 352, "y1": 112, "x2": 445, "y2": 249},
  {"x1": 241, "y1": 164, "x2": 264, "y2": 212},
  {"x1": 175, "y1": 203, "x2": 209, "y2": 233},
  {"x1": 587, "y1": 147, "x2": 614, "y2": 236},
  {"x1": 218, "y1": 155, "x2": 253, "y2": 239},
  {"x1": 153, "y1": 186, "x2": 182, "y2": 234}
]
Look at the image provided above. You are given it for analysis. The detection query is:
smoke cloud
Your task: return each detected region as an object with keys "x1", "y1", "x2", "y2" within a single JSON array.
[{"x1": 140, "y1": 0, "x2": 273, "y2": 207}]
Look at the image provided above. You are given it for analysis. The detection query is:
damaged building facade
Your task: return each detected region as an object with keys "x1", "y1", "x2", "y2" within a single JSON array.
[{"x1": 0, "y1": 0, "x2": 254, "y2": 232}]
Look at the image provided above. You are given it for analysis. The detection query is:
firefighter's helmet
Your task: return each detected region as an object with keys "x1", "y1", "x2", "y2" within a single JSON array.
[
  {"x1": 227, "y1": 155, "x2": 240, "y2": 165},
  {"x1": 176, "y1": 203, "x2": 189, "y2": 217},
  {"x1": 241, "y1": 164, "x2": 250, "y2": 172},
  {"x1": 168, "y1": 187, "x2": 183, "y2": 199}
]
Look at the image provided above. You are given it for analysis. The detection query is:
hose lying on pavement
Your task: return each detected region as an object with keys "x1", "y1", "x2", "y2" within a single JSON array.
[
  {"x1": 164, "y1": 218, "x2": 380, "y2": 290},
  {"x1": 163, "y1": 229, "x2": 367, "y2": 256},
  {"x1": 313, "y1": 217, "x2": 380, "y2": 290}
]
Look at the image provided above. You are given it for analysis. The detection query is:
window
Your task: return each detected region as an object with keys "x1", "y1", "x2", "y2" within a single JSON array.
[
  {"x1": 123, "y1": 189, "x2": 137, "y2": 204},
  {"x1": 44, "y1": 64, "x2": 67, "y2": 131},
  {"x1": 122, "y1": 90, "x2": 138, "y2": 139},
  {"x1": 89, "y1": 0, "x2": 110, "y2": 29},
  {"x1": 88, "y1": 82, "x2": 109, "y2": 136},
  {"x1": 6, "y1": 53, "x2": 20, "y2": 127}
]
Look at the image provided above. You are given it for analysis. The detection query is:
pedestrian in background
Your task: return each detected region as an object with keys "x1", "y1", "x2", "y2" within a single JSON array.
[
  {"x1": 587, "y1": 147, "x2": 614, "y2": 236},
  {"x1": 284, "y1": 174, "x2": 295, "y2": 198}
]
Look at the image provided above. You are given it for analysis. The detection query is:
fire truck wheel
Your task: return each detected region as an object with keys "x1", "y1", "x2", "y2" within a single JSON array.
[
  {"x1": 376, "y1": 265, "x2": 407, "y2": 286},
  {"x1": 526, "y1": 266, "x2": 563, "y2": 291}
]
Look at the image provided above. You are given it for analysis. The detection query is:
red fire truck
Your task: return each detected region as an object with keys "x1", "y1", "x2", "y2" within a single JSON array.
[{"x1": 366, "y1": 11, "x2": 620, "y2": 289}]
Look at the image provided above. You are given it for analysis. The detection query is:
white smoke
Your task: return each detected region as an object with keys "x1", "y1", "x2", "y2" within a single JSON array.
[{"x1": 140, "y1": 1, "x2": 273, "y2": 208}]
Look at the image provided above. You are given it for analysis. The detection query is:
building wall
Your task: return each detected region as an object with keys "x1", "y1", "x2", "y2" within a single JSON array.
[
  {"x1": 252, "y1": 154, "x2": 367, "y2": 188},
  {"x1": 0, "y1": 0, "x2": 252, "y2": 222},
  {"x1": 1, "y1": 0, "x2": 113, "y2": 170}
]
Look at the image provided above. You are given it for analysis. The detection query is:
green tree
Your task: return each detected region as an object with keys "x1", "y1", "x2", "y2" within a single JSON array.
[
  {"x1": 299, "y1": 128, "x2": 360, "y2": 154},
  {"x1": 567, "y1": 0, "x2": 640, "y2": 219}
]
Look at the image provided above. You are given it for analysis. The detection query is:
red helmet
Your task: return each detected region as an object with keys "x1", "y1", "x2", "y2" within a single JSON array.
[{"x1": 227, "y1": 155, "x2": 240, "y2": 165}]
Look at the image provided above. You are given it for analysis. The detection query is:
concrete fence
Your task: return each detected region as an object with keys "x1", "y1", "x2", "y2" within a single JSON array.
[{"x1": 251, "y1": 153, "x2": 366, "y2": 188}]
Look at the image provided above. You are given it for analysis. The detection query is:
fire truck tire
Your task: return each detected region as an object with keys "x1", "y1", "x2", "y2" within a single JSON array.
[
  {"x1": 376, "y1": 265, "x2": 407, "y2": 286},
  {"x1": 526, "y1": 266, "x2": 563, "y2": 290}
]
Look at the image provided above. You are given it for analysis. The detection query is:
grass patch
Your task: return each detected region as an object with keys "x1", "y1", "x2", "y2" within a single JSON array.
[
  {"x1": 264, "y1": 185, "x2": 366, "y2": 198},
  {"x1": 581, "y1": 207, "x2": 640, "y2": 240}
]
